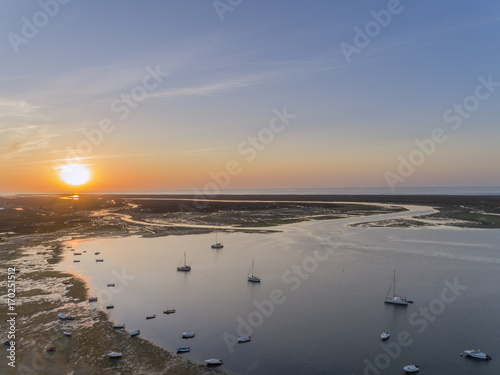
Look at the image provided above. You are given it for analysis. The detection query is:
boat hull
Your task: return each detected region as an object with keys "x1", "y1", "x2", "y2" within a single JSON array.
[
  {"x1": 384, "y1": 297, "x2": 408, "y2": 305},
  {"x1": 464, "y1": 350, "x2": 492, "y2": 360}
]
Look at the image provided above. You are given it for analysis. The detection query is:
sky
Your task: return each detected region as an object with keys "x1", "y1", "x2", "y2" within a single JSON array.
[{"x1": 0, "y1": 0, "x2": 499, "y2": 194}]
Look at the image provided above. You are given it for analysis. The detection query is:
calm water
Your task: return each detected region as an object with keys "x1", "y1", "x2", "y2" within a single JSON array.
[{"x1": 59, "y1": 207, "x2": 500, "y2": 374}]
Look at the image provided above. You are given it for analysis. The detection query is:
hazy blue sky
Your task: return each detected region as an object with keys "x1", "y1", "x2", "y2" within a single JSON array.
[{"x1": 1, "y1": 0, "x2": 499, "y2": 193}]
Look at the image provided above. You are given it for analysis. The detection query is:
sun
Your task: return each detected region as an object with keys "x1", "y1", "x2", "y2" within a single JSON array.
[{"x1": 58, "y1": 164, "x2": 92, "y2": 186}]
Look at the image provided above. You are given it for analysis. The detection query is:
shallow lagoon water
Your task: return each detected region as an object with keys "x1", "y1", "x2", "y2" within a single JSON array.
[{"x1": 59, "y1": 207, "x2": 500, "y2": 374}]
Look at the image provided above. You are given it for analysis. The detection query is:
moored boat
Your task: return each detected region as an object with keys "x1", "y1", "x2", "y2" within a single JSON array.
[
  {"x1": 113, "y1": 324, "x2": 125, "y2": 329},
  {"x1": 403, "y1": 364, "x2": 419, "y2": 372},
  {"x1": 146, "y1": 315, "x2": 156, "y2": 319},
  {"x1": 384, "y1": 270, "x2": 409, "y2": 305},
  {"x1": 205, "y1": 358, "x2": 223, "y2": 365},
  {"x1": 176, "y1": 252, "x2": 191, "y2": 271},
  {"x1": 181, "y1": 332, "x2": 195, "y2": 338},
  {"x1": 108, "y1": 352, "x2": 122, "y2": 358},
  {"x1": 381, "y1": 332, "x2": 390, "y2": 340},
  {"x1": 163, "y1": 309, "x2": 176, "y2": 314},
  {"x1": 464, "y1": 349, "x2": 492, "y2": 360},
  {"x1": 63, "y1": 332, "x2": 72, "y2": 336},
  {"x1": 130, "y1": 330, "x2": 140, "y2": 337},
  {"x1": 237, "y1": 336, "x2": 251, "y2": 343},
  {"x1": 247, "y1": 259, "x2": 261, "y2": 283},
  {"x1": 58, "y1": 313, "x2": 67, "y2": 320},
  {"x1": 176, "y1": 347, "x2": 191, "y2": 353}
]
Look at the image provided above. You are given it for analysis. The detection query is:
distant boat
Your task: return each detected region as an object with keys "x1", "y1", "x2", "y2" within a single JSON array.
[
  {"x1": 384, "y1": 270, "x2": 409, "y2": 305},
  {"x1": 62, "y1": 281, "x2": 70, "y2": 285},
  {"x1": 237, "y1": 336, "x2": 251, "y2": 343},
  {"x1": 105, "y1": 305, "x2": 114, "y2": 309},
  {"x1": 181, "y1": 332, "x2": 195, "y2": 338},
  {"x1": 176, "y1": 347, "x2": 191, "y2": 353},
  {"x1": 113, "y1": 324, "x2": 125, "y2": 329},
  {"x1": 247, "y1": 259, "x2": 261, "y2": 283},
  {"x1": 211, "y1": 232, "x2": 224, "y2": 249},
  {"x1": 73, "y1": 260, "x2": 80, "y2": 263},
  {"x1": 46, "y1": 346, "x2": 56, "y2": 352},
  {"x1": 163, "y1": 309, "x2": 176, "y2": 314},
  {"x1": 58, "y1": 313, "x2": 67, "y2": 320},
  {"x1": 205, "y1": 358, "x2": 223, "y2": 366},
  {"x1": 96, "y1": 259, "x2": 104, "y2": 262},
  {"x1": 95, "y1": 252, "x2": 100, "y2": 255},
  {"x1": 381, "y1": 332, "x2": 390, "y2": 340},
  {"x1": 464, "y1": 349, "x2": 492, "y2": 360},
  {"x1": 3, "y1": 341, "x2": 12, "y2": 346},
  {"x1": 130, "y1": 330, "x2": 140, "y2": 337},
  {"x1": 107, "y1": 283, "x2": 115, "y2": 287},
  {"x1": 177, "y1": 252, "x2": 191, "y2": 272},
  {"x1": 74, "y1": 252, "x2": 81, "y2": 255},
  {"x1": 108, "y1": 352, "x2": 122, "y2": 358},
  {"x1": 403, "y1": 365, "x2": 419, "y2": 373},
  {"x1": 146, "y1": 315, "x2": 156, "y2": 319},
  {"x1": 63, "y1": 332, "x2": 72, "y2": 336},
  {"x1": 88, "y1": 297, "x2": 98, "y2": 302}
]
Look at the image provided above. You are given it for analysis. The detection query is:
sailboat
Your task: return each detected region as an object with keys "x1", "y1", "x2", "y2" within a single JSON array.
[
  {"x1": 211, "y1": 232, "x2": 223, "y2": 249},
  {"x1": 384, "y1": 270, "x2": 409, "y2": 305},
  {"x1": 247, "y1": 259, "x2": 261, "y2": 283},
  {"x1": 177, "y1": 252, "x2": 191, "y2": 272}
]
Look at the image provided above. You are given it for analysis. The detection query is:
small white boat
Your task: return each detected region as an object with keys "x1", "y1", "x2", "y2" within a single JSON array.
[
  {"x1": 464, "y1": 349, "x2": 492, "y2": 360},
  {"x1": 130, "y1": 330, "x2": 140, "y2": 337},
  {"x1": 211, "y1": 232, "x2": 224, "y2": 249},
  {"x1": 384, "y1": 270, "x2": 410, "y2": 305},
  {"x1": 113, "y1": 324, "x2": 125, "y2": 329},
  {"x1": 177, "y1": 252, "x2": 191, "y2": 271},
  {"x1": 247, "y1": 259, "x2": 261, "y2": 283},
  {"x1": 58, "y1": 313, "x2": 67, "y2": 320},
  {"x1": 146, "y1": 315, "x2": 156, "y2": 319},
  {"x1": 205, "y1": 358, "x2": 223, "y2": 365},
  {"x1": 181, "y1": 332, "x2": 195, "y2": 338},
  {"x1": 63, "y1": 332, "x2": 72, "y2": 336},
  {"x1": 237, "y1": 336, "x2": 251, "y2": 343},
  {"x1": 176, "y1": 347, "x2": 191, "y2": 353},
  {"x1": 381, "y1": 332, "x2": 390, "y2": 340},
  {"x1": 403, "y1": 365, "x2": 419, "y2": 373},
  {"x1": 108, "y1": 352, "x2": 122, "y2": 358}
]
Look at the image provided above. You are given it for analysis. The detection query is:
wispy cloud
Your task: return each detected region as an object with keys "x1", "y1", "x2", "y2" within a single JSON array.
[
  {"x1": 0, "y1": 99, "x2": 42, "y2": 121},
  {"x1": 0, "y1": 124, "x2": 58, "y2": 162}
]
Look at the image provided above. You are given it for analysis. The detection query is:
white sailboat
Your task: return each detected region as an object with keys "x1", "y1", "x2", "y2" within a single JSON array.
[
  {"x1": 177, "y1": 252, "x2": 191, "y2": 272},
  {"x1": 384, "y1": 270, "x2": 409, "y2": 305},
  {"x1": 211, "y1": 232, "x2": 223, "y2": 249},
  {"x1": 247, "y1": 259, "x2": 261, "y2": 283}
]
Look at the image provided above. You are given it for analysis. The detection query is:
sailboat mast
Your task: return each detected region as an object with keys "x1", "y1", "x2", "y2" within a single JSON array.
[{"x1": 393, "y1": 270, "x2": 396, "y2": 298}]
